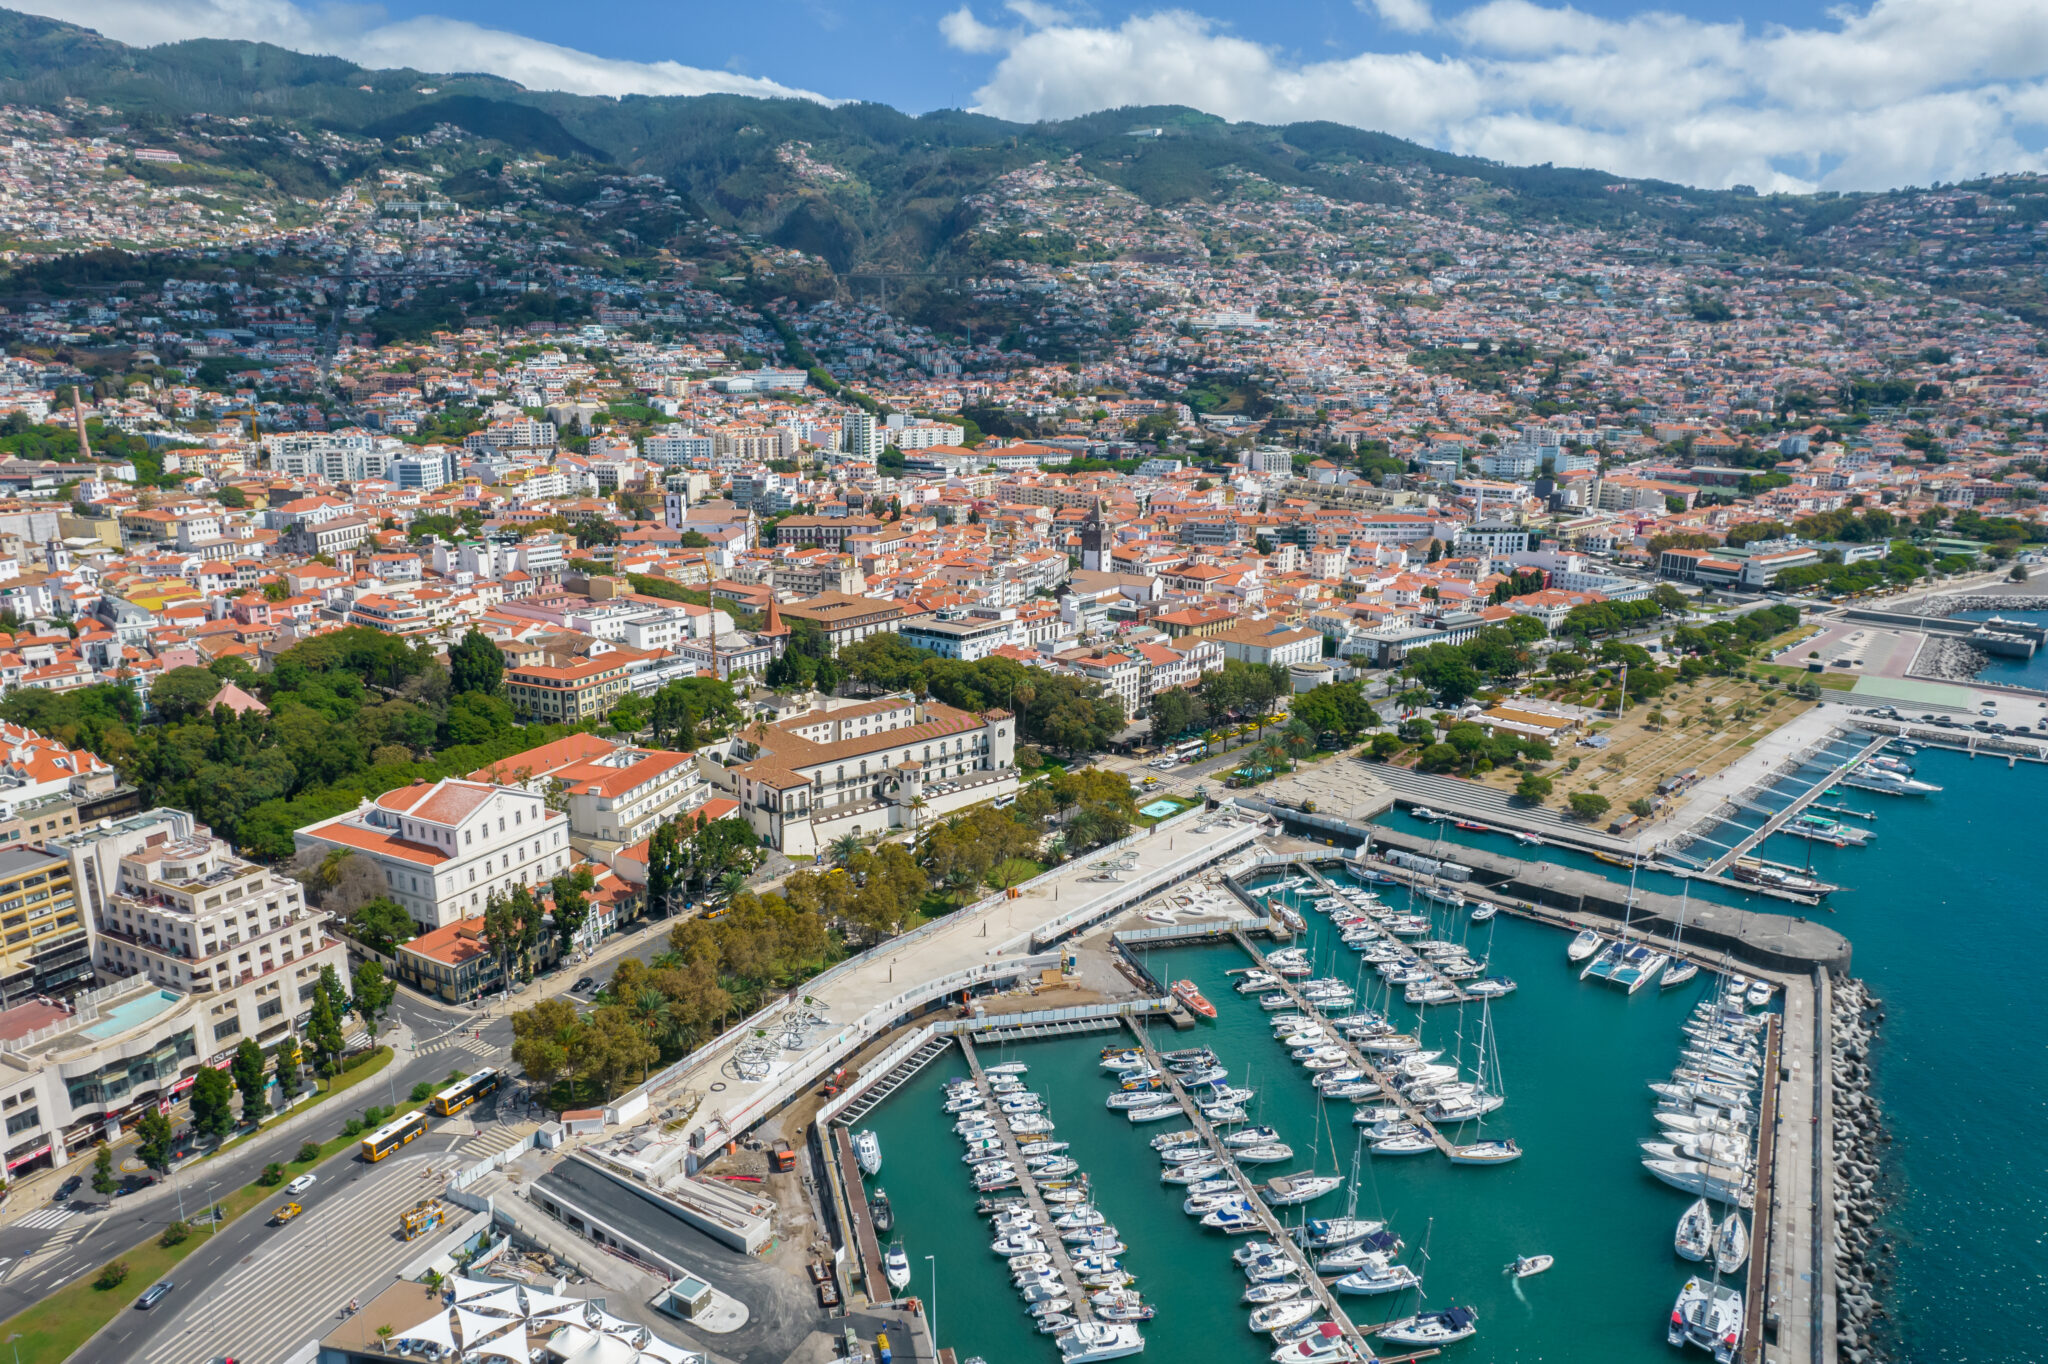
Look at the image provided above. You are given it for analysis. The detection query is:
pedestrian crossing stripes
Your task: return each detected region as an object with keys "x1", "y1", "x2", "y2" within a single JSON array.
[
  {"x1": 413, "y1": 1035, "x2": 484, "y2": 1058},
  {"x1": 344, "y1": 1030, "x2": 370, "y2": 1050},
  {"x1": 11, "y1": 1206, "x2": 76, "y2": 1230},
  {"x1": 141, "y1": 1124, "x2": 537, "y2": 1364}
]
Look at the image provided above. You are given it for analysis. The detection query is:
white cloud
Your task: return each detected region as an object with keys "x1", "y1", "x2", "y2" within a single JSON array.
[
  {"x1": 1365, "y1": 0, "x2": 1435, "y2": 36},
  {"x1": 26, "y1": 0, "x2": 838, "y2": 103},
  {"x1": 940, "y1": 0, "x2": 2048, "y2": 190}
]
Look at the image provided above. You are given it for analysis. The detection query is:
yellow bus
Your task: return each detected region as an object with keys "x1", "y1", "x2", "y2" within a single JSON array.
[
  {"x1": 359, "y1": 1110, "x2": 429, "y2": 1162},
  {"x1": 430, "y1": 1068, "x2": 502, "y2": 1117}
]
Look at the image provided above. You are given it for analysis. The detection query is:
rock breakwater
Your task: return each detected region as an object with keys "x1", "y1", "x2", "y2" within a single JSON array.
[{"x1": 1830, "y1": 975, "x2": 1891, "y2": 1364}]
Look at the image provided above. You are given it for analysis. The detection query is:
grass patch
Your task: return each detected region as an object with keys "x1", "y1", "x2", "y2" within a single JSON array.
[
  {"x1": 1752, "y1": 663, "x2": 1856, "y2": 691},
  {"x1": 213, "y1": 1045, "x2": 396, "y2": 1156},
  {"x1": 988, "y1": 856, "x2": 1046, "y2": 888},
  {"x1": 0, "y1": 1050, "x2": 421, "y2": 1364}
]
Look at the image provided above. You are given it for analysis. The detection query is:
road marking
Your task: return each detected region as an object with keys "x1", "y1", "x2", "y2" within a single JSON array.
[{"x1": 11, "y1": 1206, "x2": 77, "y2": 1229}]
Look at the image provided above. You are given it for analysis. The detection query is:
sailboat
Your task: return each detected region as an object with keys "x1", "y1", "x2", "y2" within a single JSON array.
[
  {"x1": 1448, "y1": 998, "x2": 1522, "y2": 1165},
  {"x1": 1715, "y1": 1213, "x2": 1749, "y2": 1276},
  {"x1": 1663, "y1": 879, "x2": 1700, "y2": 990},
  {"x1": 1375, "y1": 1219, "x2": 1479, "y2": 1347},
  {"x1": 1675, "y1": 1197, "x2": 1713, "y2": 1262}
]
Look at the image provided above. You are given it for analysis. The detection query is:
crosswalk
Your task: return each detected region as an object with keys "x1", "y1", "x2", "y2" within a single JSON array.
[
  {"x1": 141, "y1": 1123, "x2": 532, "y2": 1364},
  {"x1": 412, "y1": 1034, "x2": 486, "y2": 1059},
  {"x1": 11, "y1": 1205, "x2": 77, "y2": 1230}
]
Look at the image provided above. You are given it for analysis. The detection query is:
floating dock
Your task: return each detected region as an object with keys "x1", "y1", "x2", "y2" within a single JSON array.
[
  {"x1": 1119, "y1": 1018, "x2": 1377, "y2": 1356},
  {"x1": 1295, "y1": 864, "x2": 1476, "y2": 1006},
  {"x1": 958, "y1": 1034, "x2": 1099, "y2": 1325},
  {"x1": 1700, "y1": 735, "x2": 1891, "y2": 876}
]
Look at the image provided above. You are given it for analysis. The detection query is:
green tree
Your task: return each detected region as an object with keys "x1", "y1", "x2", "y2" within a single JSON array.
[
  {"x1": 549, "y1": 868, "x2": 596, "y2": 954},
  {"x1": 351, "y1": 960, "x2": 395, "y2": 1043},
  {"x1": 135, "y1": 1108, "x2": 176, "y2": 1178},
  {"x1": 273, "y1": 1036, "x2": 303, "y2": 1102},
  {"x1": 1567, "y1": 792, "x2": 1612, "y2": 822},
  {"x1": 232, "y1": 1036, "x2": 270, "y2": 1121},
  {"x1": 91, "y1": 1141, "x2": 116, "y2": 1196},
  {"x1": 449, "y1": 628, "x2": 505, "y2": 697},
  {"x1": 150, "y1": 665, "x2": 224, "y2": 723},
  {"x1": 306, "y1": 977, "x2": 346, "y2": 1080},
  {"x1": 644, "y1": 819, "x2": 682, "y2": 916},
  {"x1": 190, "y1": 1064, "x2": 236, "y2": 1139},
  {"x1": 1514, "y1": 772, "x2": 1553, "y2": 804},
  {"x1": 347, "y1": 897, "x2": 416, "y2": 955},
  {"x1": 1628, "y1": 797, "x2": 1656, "y2": 818}
]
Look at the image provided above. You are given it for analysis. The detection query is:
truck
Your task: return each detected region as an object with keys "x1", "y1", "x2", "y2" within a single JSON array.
[
  {"x1": 271, "y1": 1202, "x2": 302, "y2": 1226},
  {"x1": 770, "y1": 1139, "x2": 797, "y2": 1173}
]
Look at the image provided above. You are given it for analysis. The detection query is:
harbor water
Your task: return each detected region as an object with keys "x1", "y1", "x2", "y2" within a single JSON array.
[
  {"x1": 1382, "y1": 742, "x2": 2048, "y2": 1362},
  {"x1": 854, "y1": 871, "x2": 1727, "y2": 1364},
  {"x1": 1953, "y1": 607, "x2": 2048, "y2": 690},
  {"x1": 852, "y1": 744, "x2": 2039, "y2": 1363}
]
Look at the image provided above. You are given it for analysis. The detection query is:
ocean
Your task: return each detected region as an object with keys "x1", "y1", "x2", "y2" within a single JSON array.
[
  {"x1": 848, "y1": 743, "x2": 2037, "y2": 1364},
  {"x1": 1953, "y1": 607, "x2": 2048, "y2": 691}
]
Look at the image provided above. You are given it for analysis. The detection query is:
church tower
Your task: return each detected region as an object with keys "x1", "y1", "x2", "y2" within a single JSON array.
[{"x1": 1080, "y1": 508, "x2": 1110, "y2": 572}]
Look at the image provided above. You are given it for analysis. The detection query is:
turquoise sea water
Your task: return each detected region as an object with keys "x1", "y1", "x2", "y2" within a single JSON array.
[
  {"x1": 853, "y1": 744, "x2": 2038, "y2": 1363},
  {"x1": 1954, "y1": 607, "x2": 2048, "y2": 690}
]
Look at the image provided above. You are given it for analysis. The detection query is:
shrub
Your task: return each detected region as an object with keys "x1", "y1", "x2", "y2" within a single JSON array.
[
  {"x1": 410, "y1": 1082, "x2": 434, "y2": 1103},
  {"x1": 94, "y1": 1260, "x2": 130, "y2": 1291},
  {"x1": 342, "y1": 1119, "x2": 364, "y2": 1138},
  {"x1": 258, "y1": 1162, "x2": 286, "y2": 1186},
  {"x1": 159, "y1": 1220, "x2": 190, "y2": 1247},
  {"x1": 297, "y1": 1142, "x2": 321, "y2": 1164}
]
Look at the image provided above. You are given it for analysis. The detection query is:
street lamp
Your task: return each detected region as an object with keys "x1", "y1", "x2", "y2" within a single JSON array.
[{"x1": 924, "y1": 1254, "x2": 937, "y2": 1347}]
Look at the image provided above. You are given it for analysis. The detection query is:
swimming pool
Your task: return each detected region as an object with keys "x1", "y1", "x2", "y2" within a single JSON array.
[{"x1": 1138, "y1": 797, "x2": 1184, "y2": 819}]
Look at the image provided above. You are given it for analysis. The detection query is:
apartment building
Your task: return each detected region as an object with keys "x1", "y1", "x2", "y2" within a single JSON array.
[
  {"x1": 293, "y1": 779, "x2": 573, "y2": 931},
  {"x1": 777, "y1": 591, "x2": 918, "y2": 651},
  {"x1": 0, "y1": 847, "x2": 88, "y2": 1006},
  {"x1": 504, "y1": 651, "x2": 639, "y2": 724},
  {"x1": 472, "y1": 734, "x2": 709, "y2": 851}
]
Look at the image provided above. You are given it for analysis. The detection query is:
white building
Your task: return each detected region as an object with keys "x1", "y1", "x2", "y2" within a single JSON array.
[{"x1": 293, "y1": 779, "x2": 573, "y2": 931}]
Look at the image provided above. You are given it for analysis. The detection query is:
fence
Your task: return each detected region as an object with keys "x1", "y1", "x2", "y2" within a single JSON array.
[
  {"x1": 449, "y1": 1130, "x2": 539, "y2": 1190},
  {"x1": 0, "y1": 974, "x2": 158, "y2": 1054}
]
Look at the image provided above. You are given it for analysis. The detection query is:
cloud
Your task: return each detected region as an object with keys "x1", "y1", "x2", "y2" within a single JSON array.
[
  {"x1": 939, "y1": 0, "x2": 2048, "y2": 190},
  {"x1": 1365, "y1": 0, "x2": 1435, "y2": 35},
  {"x1": 26, "y1": 0, "x2": 838, "y2": 103}
]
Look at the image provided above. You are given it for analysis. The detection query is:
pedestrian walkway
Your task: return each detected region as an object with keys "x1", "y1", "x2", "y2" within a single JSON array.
[{"x1": 11, "y1": 1205, "x2": 78, "y2": 1230}]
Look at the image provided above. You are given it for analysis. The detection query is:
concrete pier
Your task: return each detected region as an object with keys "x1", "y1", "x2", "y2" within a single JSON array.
[{"x1": 1359, "y1": 829, "x2": 1853, "y2": 975}]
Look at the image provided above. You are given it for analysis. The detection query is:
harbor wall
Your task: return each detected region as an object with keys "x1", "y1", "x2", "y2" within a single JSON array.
[{"x1": 1356, "y1": 827, "x2": 1854, "y2": 974}]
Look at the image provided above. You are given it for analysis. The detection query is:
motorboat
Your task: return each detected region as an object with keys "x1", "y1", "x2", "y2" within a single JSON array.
[
  {"x1": 1675, "y1": 1197, "x2": 1713, "y2": 1262},
  {"x1": 1054, "y1": 1207, "x2": 1105, "y2": 1230},
  {"x1": 1162, "y1": 1163, "x2": 1227, "y2": 1184},
  {"x1": 869, "y1": 1188, "x2": 895, "y2": 1233},
  {"x1": 1029, "y1": 1297, "x2": 1075, "y2": 1318},
  {"x1": 1038, "y1": 1314, "x2": 1082, "y2": 1336},
  {"x1": 1176, "y1": 1065, "x2": 1230, "y2": 1088},
  {"x1": 884, "y1": 1242, "x2": 912, "y2": 1291},
  {"x1": 1163, "y1": 1144, "x2": 1220, "y2": 1164},
  {"x1": 1269, "y1": 1322, "x2": 1360, "y2": 1364},
  {"x1": 1185, "y1": 1190, "x2": 1248, "y2": 1216},
  {"x1": 853, "y1": 1129, "x2": 882, "y2": 1175},
  {"x1": 1409, "y1": 806, "x2": 1441, "y2": 821},
  {"x1": 1505, "y1": 1253, "x2": 1553, "y2": 1279},
  {"x1": 1377, "y1": 1307, "x2": 1478, "y2": 1347},
  {"x1": 1715, "y1": 1213, "x2": 1750, "y2": 1276},
  {"x1": 1333, "y1": 1260, "x2": 1421, "y2": 1295},
  {"x1": 1009, "y1": 1114, "x2": 1057, "y2": 1135},
  {"x1": 1127, "y1": 1103, "x2": 1183, "y2": 1124},
  {"x1": 1644, "y1": 1159, "x2": 1755, "y2": 1207},
  {"x1": 1009, "y1": 1252, "x2": 1053, "y2": 1274},
  {"x1": 1055, "y1": 1322, "x2": 1146, "y2": 1362},
  {"x1": 1150, "y1": 1129, "x2": 1202, "y2": 1151},
  {"x1": 943, "y1": 1095, "x2": 986, "y2": 1114},
  {"x1": 1567, "y1": 928, "x2": 1603, "y2": 963},
  {"x1": 1242, "y1": 1254, "x2": 1303, "y2": 1284},
  {"x1": 1172, "y1": 979, "x2": 1219, "y2": 1020},
  {"x1": 1101, "y1": 1049, "x2": 1146, "y2": 1071},
  {"x1": 991, "y1": 1233, "x2": 1047, "y2": 1257},
  {"x1": 1669, "y1": 1276, "x2": 1743, "y2": 1362},
  {"x1": 1096, "y1": 1302, "x2": 1156, "y2": 1324},
  {"x1": 1249, "y1": 1301, "x2": 1319, "y2": 1334},
  {"x1": 1233, "y1": 1238, "x2": 1288, "y2": 1267},
  {"x1": 1746, "y1": 980, "x2": 1774, "y2": 1008},
  {"x1": 1469, "y1": 901, "x2": 1498, "y2": 923},
  {"x1": 1201, "y1": 1204, "x2": 1263, "y2": 1234},
  {"x1": 1021, "y1": 1140, "x2": 1071, "y2": 1157},
  {"x1": 1645, "y1": 1135, "x2": 1752, "y2": 1168}
]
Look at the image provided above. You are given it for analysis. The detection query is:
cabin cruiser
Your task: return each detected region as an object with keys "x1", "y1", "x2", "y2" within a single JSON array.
[
  {"x1": 1294, "y1": 1216, "x2": 1386, "y2": 1249},
  {"x1": 1333, "y1": 1259, "x2": 1420, "y2": 1295},
  {"x1": 1054, "y1": 1322, "x2": 1146, "y2": 1363},
  {"x1": 853, "y1": 1130, "x2": 882, "y2": 1175},
  {"x1": 1377, "y1": 1307, "x2": 1478, "y2": 1347}
]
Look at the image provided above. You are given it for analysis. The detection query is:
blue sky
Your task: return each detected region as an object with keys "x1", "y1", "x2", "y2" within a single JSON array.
[{"x1": 33, "y1": 0, "x2": 2048, "y2": 192}]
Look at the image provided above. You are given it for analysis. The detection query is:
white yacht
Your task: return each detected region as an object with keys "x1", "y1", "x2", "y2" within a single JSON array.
[
  {"x1": 853, "y1": 1129, "x2": 882, "y2": 1175},
  {"x1": 1715, "y1": 1214, "x2": 1750, "y2": 1276},
  {"x1": 1377, "y1": 1306, "x2": 1478, "y2": 1347},
  {"x1": 1056, "y1": 1322, "x2": 1146, "y2": 1363},
  {"x1": 1567, "y1": 929, "x2": 1603, "y2": 963},
  {"x1": 884, "y1": 1242, "x2": 912, "y2": 1291}
]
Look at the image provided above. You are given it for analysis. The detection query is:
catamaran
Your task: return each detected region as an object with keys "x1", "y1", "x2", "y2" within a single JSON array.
[{"x1": 1668, "y1": 1276, "x2": 1743, "y2": 1362}]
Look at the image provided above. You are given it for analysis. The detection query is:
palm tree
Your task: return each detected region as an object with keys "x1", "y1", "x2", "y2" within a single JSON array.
[
  {"x1": 828, "y1": 833, "x2": 862, "y2": 867},
  {"x1": 717, "y1": 869, "x2": 749, "y2": 901}
]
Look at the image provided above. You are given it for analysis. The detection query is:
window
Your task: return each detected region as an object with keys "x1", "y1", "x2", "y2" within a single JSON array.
[
  {"x1": 214, "y1": 1017, "x2": 241, "y2": 1041},
  {"x1": 256, "y1": 998, "x2": 282, "y2": 1021},
  {"x1": 5, "y1": 1109, "x2": 38, "y2": 1135}
]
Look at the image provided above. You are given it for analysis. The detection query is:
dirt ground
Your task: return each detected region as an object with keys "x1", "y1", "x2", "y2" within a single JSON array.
[{"x1": 1474, "y1": 675, "x2": 1817, "y2": 830}]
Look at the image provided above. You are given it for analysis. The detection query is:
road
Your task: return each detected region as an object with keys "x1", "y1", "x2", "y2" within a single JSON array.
[
  {"x1": 0, "y1": 991, "x2": 497, "y2": 1326},
  {"x1": 75, "y1": 1097, "x2": 537, "y2": 1364}
]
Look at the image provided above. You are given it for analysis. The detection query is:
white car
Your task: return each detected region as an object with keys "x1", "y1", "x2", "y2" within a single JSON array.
[{"x1": 286, "y1": 1173, "x2": 316, "y2": 1195}]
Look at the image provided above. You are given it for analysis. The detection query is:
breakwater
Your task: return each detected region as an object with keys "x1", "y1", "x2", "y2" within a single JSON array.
[
  {"x1": 1906, "y1": 632, "x2": 1990, "y2": 683},
  {"x1": 1360, "y1": 827, "x2": 1853, "y2": 974},
  {"x1": 1829, "y1": 975, "x2": 1891, "y2": 1364}
]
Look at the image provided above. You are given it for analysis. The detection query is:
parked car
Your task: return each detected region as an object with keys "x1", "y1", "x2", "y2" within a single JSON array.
[{"x1": 54, "y1": 1175, "x2": 82, "y2": 1200}]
